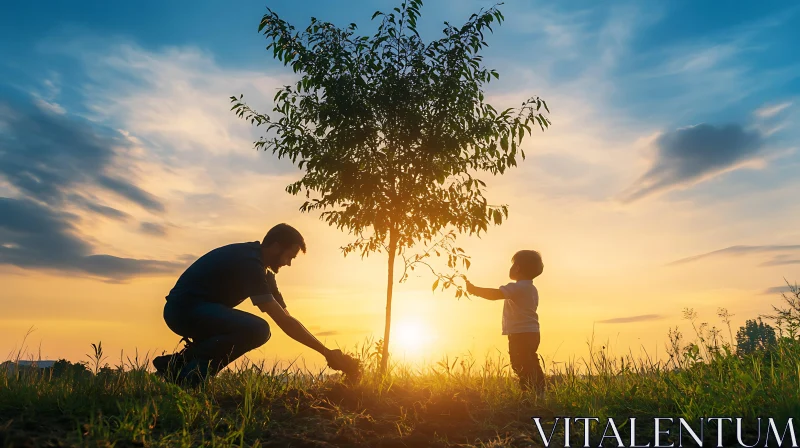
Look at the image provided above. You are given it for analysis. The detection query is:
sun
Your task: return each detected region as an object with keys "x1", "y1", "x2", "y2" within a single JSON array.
[{"x1": 393, "y1": 319, "x2": 433, "y2": 355}]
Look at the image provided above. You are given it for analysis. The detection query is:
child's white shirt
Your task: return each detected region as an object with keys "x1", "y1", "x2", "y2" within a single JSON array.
[{"x1": 499, "y1": 279, "x2": 540, "y2": 335}]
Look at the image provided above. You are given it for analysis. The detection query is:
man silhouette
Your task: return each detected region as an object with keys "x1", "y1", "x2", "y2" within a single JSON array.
[{"x1": 153, "y1": 223, "x2": 358, "y2": 385}]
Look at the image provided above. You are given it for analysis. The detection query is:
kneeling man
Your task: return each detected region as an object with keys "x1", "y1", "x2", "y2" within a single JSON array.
[{"x1": 154, "y1": 223, "x2": 358, "y2": 385}]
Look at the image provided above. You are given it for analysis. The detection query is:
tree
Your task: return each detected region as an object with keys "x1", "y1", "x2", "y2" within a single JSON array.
[
  {"x1": 50, "y1": 359, "x2": 91, "y2": 378},
  {"x1": 231, "y1": 0, "x2": 551, "y2": 372},
  {"x1": 735, "y1": 318, "x2": 776, "y2": 356},
  {"x1": 762, "y1": 280, "x2": 800, "y2": 339}
]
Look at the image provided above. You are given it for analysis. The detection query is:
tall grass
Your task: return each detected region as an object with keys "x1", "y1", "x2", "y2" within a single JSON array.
[{"x1": 2, "y1": 308, "x2": 800, "y2": 447}]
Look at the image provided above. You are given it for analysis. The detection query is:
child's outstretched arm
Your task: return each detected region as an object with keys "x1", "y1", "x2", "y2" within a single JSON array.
[{"x1": 465, "y1": 279, "x2": 505, "y2": 301}]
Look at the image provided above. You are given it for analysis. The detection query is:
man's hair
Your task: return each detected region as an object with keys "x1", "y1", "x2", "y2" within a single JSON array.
[
  {"x1": 262, "y1": 223, "x2": 307, "y2": 253},
  {"x1": 512, "y1": 250, "x2": 543, "y2": 279}
]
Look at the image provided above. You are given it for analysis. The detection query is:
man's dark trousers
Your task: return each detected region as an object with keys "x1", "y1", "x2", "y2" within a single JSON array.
[{"x1": 163, "y1": 299, "x2": 271, "y2": 375}]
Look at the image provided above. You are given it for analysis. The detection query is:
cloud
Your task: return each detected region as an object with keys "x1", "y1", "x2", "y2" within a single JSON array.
[
  {"x1": 78, "y1": 255, "x2": 180, "y2": 279},
  {"x1": 96, "y1": 175, "x2": 165, "y2": 213},
  {"x1": 0, "y1": 98, "x2": 165, "y2": 213},
  {"x1": 178, "y1": 253, "x2": 199, "y2": 263},
  {"x1": 33, "y1": 98, "x2": 66, "y2": 115},
  {"x1": 622, "y1": 6, "x2": 800, "y2": 122},
  {"x1": 668, "y1": 245, "x2": 800, "y2": 266},
  {"x1": 0, "y1": 38, "x2": 318, "y2": 286},
  {"x1": 139, "y1": 221, "x2": 170, "y2": 237},
  {"x1": 0, "y1": 197, "x2": 87, "y2": 261},
  {"x1": 755, "y1": 102, "x2": 792, "y2": 118},
  {"x1": 596, "y1": 314, "x2": 664, "y2": 324},
  {"x1": 761, "y1": 285, "x2": 796, "y2": 295},
  {"x1": 30, "y1": 73, "x2": 66, "y2": 115},
  {"x1": 316, "y1": 330, "x2": 343, "y2": 336},
  {"x1": 759, "y1": 255, "x2": 800, "y2": 267},
  {"x1": 0, "y1": 94, "x2": 184, "y2": 281},
  {"x1": 0, "y1": 197, "x2": 183, "y2": 280},
  {"x1": 68, "y1": 42, "x2": 296, "y2": 173},
  {"x1": 759, "y1": 257, "x2": 800, "y2": 266},
  {"x1": 316, "y1": 329, "x2": 371, "y2": 336},
  {"x1": 67, "y1": 194, "x2": 132, "y2": 221},
  {"x1": 620, "y1": 124, "x2": 766, "y2": 203}
]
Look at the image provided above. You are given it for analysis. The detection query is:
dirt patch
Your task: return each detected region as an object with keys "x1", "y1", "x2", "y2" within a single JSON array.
[{"x1": 1, "y1": 418, "x2": 77, "y2": 448}]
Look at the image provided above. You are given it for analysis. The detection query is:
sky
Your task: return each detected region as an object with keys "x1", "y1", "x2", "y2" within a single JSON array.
[{"x1": 1, "y1": 0, "x2": 799, "y2": 371}]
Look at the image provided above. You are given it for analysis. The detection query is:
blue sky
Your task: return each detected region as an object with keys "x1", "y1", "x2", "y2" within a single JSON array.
[{"x1": 1, "y1": 0, "x2": 799, "y2": 363}]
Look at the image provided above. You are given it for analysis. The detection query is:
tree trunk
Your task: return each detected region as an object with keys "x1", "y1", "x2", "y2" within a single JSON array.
[{"x1": 380, "y1": 230, "x2": 397, "y2": 374}]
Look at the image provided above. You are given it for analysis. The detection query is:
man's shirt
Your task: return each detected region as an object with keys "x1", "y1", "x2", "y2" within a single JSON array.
[
  {"x1": 499, "y1": 279, "x2": 540, "y2": 335},
  {"x1": 165, "y1": 241, "x2": 286, "y2": 309}
]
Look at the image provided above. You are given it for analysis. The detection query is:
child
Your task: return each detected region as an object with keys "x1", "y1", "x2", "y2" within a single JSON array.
[{"x1": 465, "y1": 250, "x2": 545, "y2": 393}]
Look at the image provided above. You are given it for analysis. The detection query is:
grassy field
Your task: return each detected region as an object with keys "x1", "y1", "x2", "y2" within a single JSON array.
[{"x1": 2, "y1": 311, "x2": 800, "y2": 448}]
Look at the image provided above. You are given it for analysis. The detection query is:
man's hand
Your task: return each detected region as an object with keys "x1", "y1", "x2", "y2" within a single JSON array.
[
  {"x1": 258, "y1": 301, "x2": 361, "y2": 380},
  {"x1": 259, "y1": 300, "x2": 328, "y2": 354},
  {"x1": 325, "y1": 349, "x2": 362, "y2": 381}
]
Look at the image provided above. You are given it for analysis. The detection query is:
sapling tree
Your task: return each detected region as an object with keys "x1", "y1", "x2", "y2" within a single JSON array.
[{"x1": 231, "y1": 0, "x2": 551, "y2": 372}]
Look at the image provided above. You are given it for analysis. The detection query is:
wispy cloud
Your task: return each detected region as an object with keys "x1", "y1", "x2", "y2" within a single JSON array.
[
  {"x1": 139, "y1": 222, "x2": 171, "y2": 237},
  {"x1": 1, "y1": 39, "x2": 326, "y2": 284},
  {"x1": 668, "y1": 245, "x2": 800, "y2": 266},
  {"x1": 0, "y1": 92, "x2": 189, "y2": 280},
  {"x1": 0, "y1": 197, "x2": 184, "y2": 281},
  {"x1": 46, "y1": 40, "x2": 303, "y2": 217},
  {"x1": 66, "y1": 42, "x2": 310, "y2": 235},
  {"x1": 463, "y1": 3, "x2": 660, "y2": 204},
  {"x1": 596, "y1": 314, "x2": 664, "y2": 324},
  {"x1": 67, "y1": 193, "x2": 132, "y2": 221},
  {"x1": 0, "y1": 98, "x2": 165, "y2": 213},
  {"x1": 623, "y1": 6, "x2": 800, "y2": 121},
  {"x1": 619, "y1": 124, "x2": 767, "y2": 203},
  {"x1": 755, "y1": 102, "x2": 792, "y2": 118},
  {"x1": 759, "y1": 256, "x2": 800, "y2": 267},
  {"x1": 316, "y1": 330, "x2": 343, "y2": 336},
  {"x1": 63, "y1": 42, "x2": 295, "y2": 166},
  {"x1": 761, "y1": 285, "x2": 796, "y2": 295},
  {"x1": 30, "y1": 72, "x2": 65, "y2": 115}
]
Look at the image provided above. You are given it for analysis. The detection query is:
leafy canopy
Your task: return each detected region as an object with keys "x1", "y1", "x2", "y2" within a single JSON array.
[
  {"x1": 231, "y1": 0, "x2": 550, "y2": 261},
  {"x1": 736, "y1": 318, "x2": 777, "y2": 356}
]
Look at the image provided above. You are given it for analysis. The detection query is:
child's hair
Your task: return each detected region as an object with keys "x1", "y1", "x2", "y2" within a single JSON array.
[{"x1": 512, "y1": 250, "x2": 543, "y2": 279}]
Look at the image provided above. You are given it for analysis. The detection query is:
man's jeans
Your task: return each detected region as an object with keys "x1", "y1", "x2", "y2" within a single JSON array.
[
  {"x1": 508, "y1": 332, "x2": 546, "y2": 392},
  {"x1": 163, "y1": 299, "x2": 271, "y2": 375}
]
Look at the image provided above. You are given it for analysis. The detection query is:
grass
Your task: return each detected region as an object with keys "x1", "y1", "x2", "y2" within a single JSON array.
[{"x1": 2, "y1": 311, "x2": 800, "y2": 447}]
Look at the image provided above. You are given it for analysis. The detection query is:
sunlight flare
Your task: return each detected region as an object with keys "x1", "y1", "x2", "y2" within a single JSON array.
[{"x1": 392, "y1": 319, "x2": 434, "y2": 356}]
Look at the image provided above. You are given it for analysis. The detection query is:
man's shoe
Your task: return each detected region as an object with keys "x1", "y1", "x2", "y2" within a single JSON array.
[
  {"x1": 153, "y1": 353, "x2": 185, "y2": 379},
  {"x1": 153, "y1": 338, "x2": 194, "y2": 381},
  {"x1": 176, "y1": 358, "x2": 211, "y2": 388}
]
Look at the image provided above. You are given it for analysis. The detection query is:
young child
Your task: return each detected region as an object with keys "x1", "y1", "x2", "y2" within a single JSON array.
[{"x1": 465, "y1": 250, "x2": 545, "y2": 393}]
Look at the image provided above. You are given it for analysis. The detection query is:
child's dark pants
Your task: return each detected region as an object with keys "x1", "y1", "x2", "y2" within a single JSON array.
[{"x1": 508, "y1": 332, "x2": 545, "y2": 392}]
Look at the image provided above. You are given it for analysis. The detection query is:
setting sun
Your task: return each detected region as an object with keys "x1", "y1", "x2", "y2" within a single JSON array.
[{"x1": 392, "y1": 319, "x2": 434, "y2": 356}]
